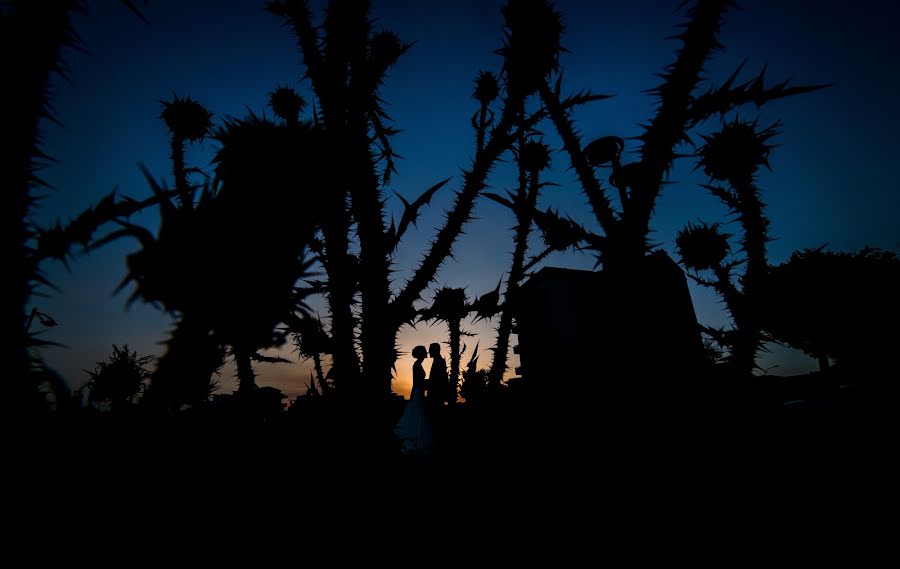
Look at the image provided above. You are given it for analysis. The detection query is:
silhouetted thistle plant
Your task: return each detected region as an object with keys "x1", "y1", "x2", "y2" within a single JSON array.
[
  {"x1": 676, "y1": 118, "x2": 780, "y2": 375},
  {"x1": 113, "y1": 107, "x2": 325, "y2": 408},
  {"x1": 2, "y1": 0, "x2": 82, "y2": 414},
  {"x1": 160, "y1": 94, "x2": 213, "y2": 210},
  {"x1": 257, "y1": 0, "x2": 817, "y2": 401},
  {"x1": 538, "y1": 0, "x2": 822, "y2": 271},
  {"x1": 264, "y1": 0, "x2": 596, "y2": 402},
  {"x1": 698, "y1": 118, "x2": 778, "y2": 291}
]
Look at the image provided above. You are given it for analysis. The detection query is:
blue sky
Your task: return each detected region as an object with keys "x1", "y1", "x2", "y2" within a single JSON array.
[{"x1": 33, "y1": 0, "x2": 900, "y2": 397}]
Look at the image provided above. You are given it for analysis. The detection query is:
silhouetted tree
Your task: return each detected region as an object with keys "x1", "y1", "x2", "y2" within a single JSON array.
[{"x1": 760, "y1": 247, "x2": 900, "y2": 373}]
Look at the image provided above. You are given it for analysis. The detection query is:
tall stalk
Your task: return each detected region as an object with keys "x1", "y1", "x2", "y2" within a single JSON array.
[{"x1": 487, "y1": 140, "x2": 550, "y2": 385}]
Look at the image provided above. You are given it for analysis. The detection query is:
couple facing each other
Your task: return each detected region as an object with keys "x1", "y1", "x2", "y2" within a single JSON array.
[
  {"x1": 411, "y1": 343, "x2": 450, "y2": 407},
  {"x1": 394, "y1": 343, "x2": 449, "y2": 456}
]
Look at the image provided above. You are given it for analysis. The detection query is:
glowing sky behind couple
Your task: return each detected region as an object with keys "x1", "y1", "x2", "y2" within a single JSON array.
[{"x1": 33, "y1": 0, "x2": 900, "y2": 399}]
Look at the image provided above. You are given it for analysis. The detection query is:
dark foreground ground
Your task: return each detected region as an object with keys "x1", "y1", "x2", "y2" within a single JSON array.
[{"x1": 9, "y1": 366, "x2": 899, "y2": 508}]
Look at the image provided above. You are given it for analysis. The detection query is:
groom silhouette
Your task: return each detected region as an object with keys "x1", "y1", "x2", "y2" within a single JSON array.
[{"x1": 427, "y1": 342, "x2": 449, "y2": 410}]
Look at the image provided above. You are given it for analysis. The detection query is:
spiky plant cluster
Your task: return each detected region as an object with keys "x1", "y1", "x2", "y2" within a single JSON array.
[
  {"x1": 265, "y1": 0, "x2": 414, "y2": 398},
  {"x1": 292, "y1": 314, "x2": 332, "y2": 390},
  {"x1": 268, "y1": 85, "x2": 306, "y2": 124},
  {"x1": 537, "y1": 0, "x2": 819, "y2": 273},
  {"x1": 683, "y1": 119, "x2": 781, "y2": 375},
  {"x1": 499, "y1": 0, "x2": 564, "y2": 99},
  {"x1": 698, "y1": 118, "x2": 779, "y2": 290},
  {"x1": 245, "y1": 0, "x2": 819, "y2": 400},
  {"x1": 85, "y1": 344, "x2": 153, "y2": 413},
  {"x1": 533, "y1": 209, "x2": 582, "y2": 251},
  {"x1": 114, "y1": 111, "x2": 326, "y2": 405},
  {"x1": 675, "y1": 221, "x2": 730, "y2": 272}
]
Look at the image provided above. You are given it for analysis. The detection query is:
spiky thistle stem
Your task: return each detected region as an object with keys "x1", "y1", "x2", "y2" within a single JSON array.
[
  {"x1": 489, "y1": 148, "x2": 541, "y2": 386},
  {"x1": 344, "y1": 9, "x2": 397, "y2": 399},
  {"x1": 729, "y1": 179, "x2": 769, "y2": 374},
  {"x1": 234, "y1": 346, "x2": 257, "y2": 395},
  {"x1": 522, "y1": 245, "x2": 555, "y2": 275},
  {"x1": 538, "y1": 81, "x2": 618, "y2": 237},
  {"x1": 171, "y1": 134, "x2": 191, "y2": 209},
  {"x1": 312, "y1": 352, "x2": 326, "y2": 387},
  {"x1": 632, "y1": 0, "x2": 732, "y2": 252},
  {"x1": 391, "y1": 100, "x2": 520, "y2": 322}
]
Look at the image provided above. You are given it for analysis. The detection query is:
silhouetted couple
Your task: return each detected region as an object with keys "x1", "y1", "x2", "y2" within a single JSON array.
[{"x1": 394, "y1": 343, "x2": 449, "y2": 456}]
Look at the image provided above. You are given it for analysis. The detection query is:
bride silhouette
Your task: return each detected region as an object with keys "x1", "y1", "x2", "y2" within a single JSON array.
[{"x1": 394, "y1": 345, "x2": 434, "y2": 456}]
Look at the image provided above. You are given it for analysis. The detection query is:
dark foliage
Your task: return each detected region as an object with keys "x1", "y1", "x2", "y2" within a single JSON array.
[
  {"x1": 761, "y1": 247, "x2": 900, "y2": 371},
  {"x1": 85, "y1": 344, "x2": 153, "y2": 412}
]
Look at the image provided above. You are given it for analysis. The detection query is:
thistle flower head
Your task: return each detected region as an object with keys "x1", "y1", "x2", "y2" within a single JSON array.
[
  {"x1": 698, "y1": 118, "x2": 779, "y2": 187},
  {"x1": 499, "y1": 0, "x2": 564, "y2": 98},
  {"x1": 268, "y1": 85, "x2": 306, "y2": 123},
  {"x1": 369, "y1": 30, "x2": 408, "y2": 70},
  {"x1": 425, "y1": 287, "x2": 470, "y2": 323},
  {"x1": 473, "y1": 71, "x2": 500, "y2": 105},
  {"x1": 675, "y1": 221, "x2": 731, "y2": 272},
  {"x1": 160, "y1": 95, "x2": 213, "y2": 142},
  {"x1": 519, "y1": 139, "x2": 551, "y2": 173}
]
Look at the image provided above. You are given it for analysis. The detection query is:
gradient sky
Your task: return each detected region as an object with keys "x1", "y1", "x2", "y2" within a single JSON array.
[{"x1": 33, "y1": 0, "x2": 900, "y2": 399}]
